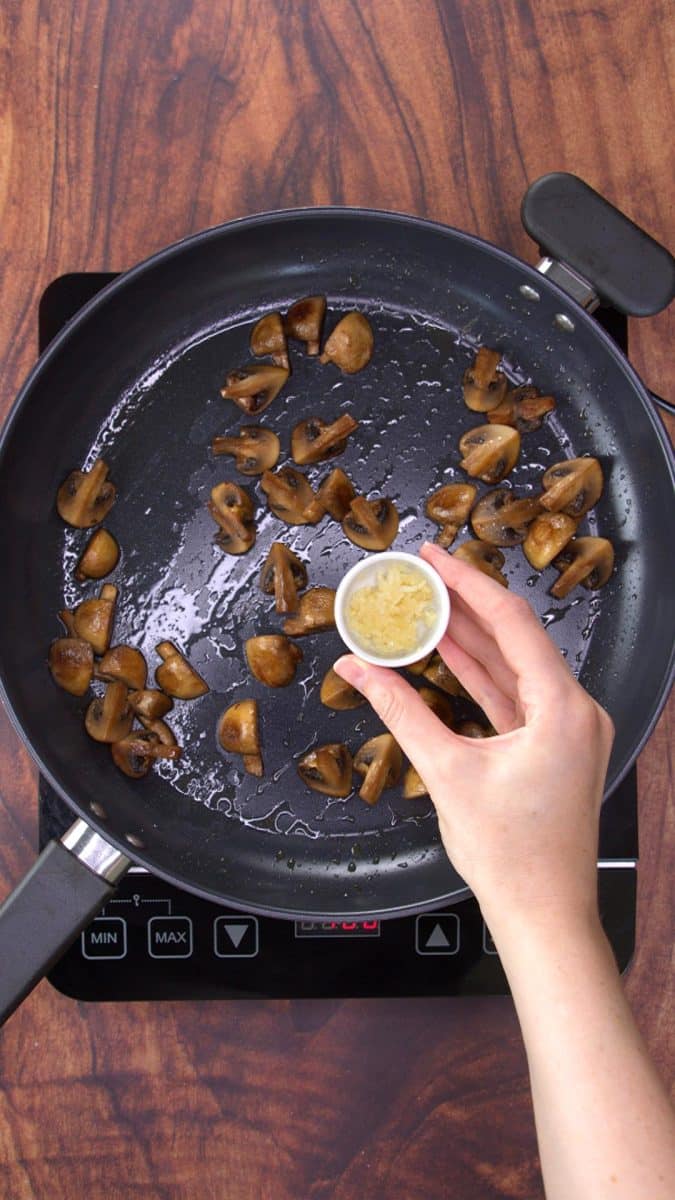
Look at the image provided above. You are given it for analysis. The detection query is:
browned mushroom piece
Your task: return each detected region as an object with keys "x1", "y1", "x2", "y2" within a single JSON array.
[
  {"x1": 418, "y1": 685, "x2": 456, "y2": 726},
  {"x1": 541, "y1": 457, "x2": 604, "y2": 517},
  {"x1": 284, "y1": 295, "x2": 326, "y2": 355},
  {"x1": 211, "y1": 426, "x2": 281, "y2": 476},
  {"x1": 259, "y1": 542, "x2": 308, "y2": 613},
  {"x1": 128, "y1": 688, "x2": 173, "y2": 721},
  {"x1": 245, "y1": 634, "x2": 303, "y2": 687},
  {"x1": 316, "y1": 468, "x2": 356, "y2": 521},
  {"x1": 208, "y1": 482, "x2": 256, "y2": 554},
  {"x1": 75, "y1": 528, "x2": 120, "y2": 581},
  {"x1": 250, "y1": 312, "x2": 289, "y2": 369},
  {"x1": 56, "y1": 458, "x2": 117, "y2": 528},
  {"x1": 60, "y1": 583, "x2": 118, "y2": 656},
  {"x1": 155, "y1": 641, "x2": 209, "y2": 699},
  {"x1": 217, "y1": 699, "x2": 263, "y2": 776},
  {"x1": 551, "y1": 537, "x2": 614, "y2": 599},
  {"x1": 405, "y1": 651, "x2": 434, "y2": 676},
  {"x1": 471, "y1": 489, "x2": 542, "y2": 547},
  {"x1": 523, "y1": 513, "x2": 579, "y2": 570},
  {"x1": 319, "y1": 312, "x2": 374, "y2": 374},
  {"x1": 136, "y1": 716, "x2": 178, "y2": 746},
  {"x1": 96, "y1": 645, "x2": 147, "y2": 690},
  {"x1": 260, "y1": 467, "x2": 323, "y2": 525},
  {"x1": 462, "y1": 347, "x2": 508, "y2": 413},
  {"x1": 297, "y1": 743, "x2": 353, "y2": 797},
  {"x1": 487, "y1": 385, "x2": 556, "y2": 432},
  {"x1": 282, "y1": 588, "x2": 336, "y2": 636},
  {"x1": 319, "y1": 666, "x2": 366, "y2": 710},
  {"x1": 459, "y1": 425, "x2": 521, "y2": 483},
  {"x1": 402, "y1": 765, "x2": 430, "y2": 800},
  {"x1": 291, "y1": 414, "x2": 359, "y2": 465},
  {"x1": 111, "y1": 730, "x2": 181, "y2": 778},
  {"x1": 425, "y1": 483, "x2": 477, "y2": 547},
  {"x1": 354, "y1": 734, "x2": 403, "y2": 806},
  {"x1": 342, "y1": 496, "x2": 399, "y2": 551},
  {"x1": 84, "y1": 681, "x2": 134, "y2": 744},
  {"x1": 48, "y1": 637, "x2": 94, "y2": 695},
  {"x1": 422, "y1": 654, "x2": 466, "y2": 698},
  {"x1": 453, "y1": 540, "x2": 508, "y2": 587},
  {"x1": 220, "y1": 364, "x2": 289, "y2": 415},
  {"x1": 457, "y1": 720, "x2": 492, "y2": 738}
]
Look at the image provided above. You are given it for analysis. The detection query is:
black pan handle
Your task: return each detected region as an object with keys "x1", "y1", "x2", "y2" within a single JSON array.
[
  {"x1": 0, "y1": 820, "x2": 130, "y2": 1026},
  {"x1": 522, "y1": 173, "x2": 675, "y2": 317}
]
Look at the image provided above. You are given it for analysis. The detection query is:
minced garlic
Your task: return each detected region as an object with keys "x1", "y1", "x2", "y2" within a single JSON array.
[{"x1": 345, "y1": 562, "x2": 437, "y2": 657}]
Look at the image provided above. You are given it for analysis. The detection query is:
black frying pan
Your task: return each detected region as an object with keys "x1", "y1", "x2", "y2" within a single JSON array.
[{"x1": 0, "y1": 174, "x2": 673, "y2": 1024}]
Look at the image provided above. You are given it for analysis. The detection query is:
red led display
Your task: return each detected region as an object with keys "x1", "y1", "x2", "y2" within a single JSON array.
[{"x1": 294, "y1": 919, "x2": 381, "y2": 938}]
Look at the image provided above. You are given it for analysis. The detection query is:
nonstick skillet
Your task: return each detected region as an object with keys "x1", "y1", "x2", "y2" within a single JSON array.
[{"x1": 0, "y1": 173, "x2": 673, "y2": 1024}]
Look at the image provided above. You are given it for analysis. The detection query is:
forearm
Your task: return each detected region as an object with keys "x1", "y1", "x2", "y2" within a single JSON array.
[{"x1": 487, "y1": 905, "x2": 675, "y2": 1200}]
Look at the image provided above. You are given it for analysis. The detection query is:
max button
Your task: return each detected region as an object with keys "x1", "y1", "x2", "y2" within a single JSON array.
[
  {"x1": 214, "y1": 916, "x2": 259, "y2": 958},
  {"x1": 147, "y1": 916, "x2": 193, "y2": 959},
  {"x1": 82, "y1": 917, "x2": 127, "y2": 960}
]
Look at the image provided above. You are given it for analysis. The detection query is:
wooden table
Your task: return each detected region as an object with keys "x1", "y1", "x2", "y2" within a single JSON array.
[{"x1": 0, "y1": 3, "x2": 672, "y2": 1197}]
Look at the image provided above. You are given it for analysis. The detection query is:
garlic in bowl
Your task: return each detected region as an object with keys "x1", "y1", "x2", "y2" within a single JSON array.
[{"x1": 334, "y1": 551, "x2": 450, "y2": 668}]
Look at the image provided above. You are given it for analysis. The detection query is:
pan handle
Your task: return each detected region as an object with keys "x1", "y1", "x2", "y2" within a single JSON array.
[{"x1": 0, "y1": 819, "x2": 130, "y2": 1026}]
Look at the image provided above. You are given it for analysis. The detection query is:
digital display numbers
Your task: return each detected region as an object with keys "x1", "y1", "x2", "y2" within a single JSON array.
[{"x1": 294, "y1": 920, "x2": 381, "y2": 939}]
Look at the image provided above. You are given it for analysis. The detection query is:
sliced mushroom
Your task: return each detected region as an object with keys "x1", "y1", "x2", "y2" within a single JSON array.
[
  {"x1": 111, "y1": 730, "x2": 181, "y2": 778},
  {"x1": 220, "y1": 364, "x2": 289, "y2": 414},
  {"x1": 155, "y1": 642, "x2": 208, "y2": 699},
  {"x1": 75, "y1": 528, "x2": 120, "y2": 581},
  {"x1": 250, "y1": 312, "x2": 289, "y2": 369},
  {"x1": 208, "y1": 482, "x2": 256, "y2": 554},
  {"x1": 462, "y1": 347, "x2": 508, "y2": 412},
  {"x1": 316, "y1": 467, "x2": 356, "y2": 521},
  {"x1": 425, "y1": 483, "x2": 477, "y2": 548},
  {"x1": 96, "y1": 645, "x2": 148, "y2": 690},
  {"x1": 84, "y1": 681, "x2": 134, "y2": 744},
  {"x1": 260, "y1": 467, "x2": 323, "y2": 525},
  {"x1": 284, "y1": 295, "x2": 326, "y2": 355},
  {"x1": 56, "y1": 458, "x2": 117, "y2": 528},
  {"x1": 459, "y1": 425, "x2": 521, "y2": 483},
  {"x1": 551, "y1": 537, "x2": 615, "y2": 599},
  {"x1": 297, "y1": 743, "x2": 353, "y2": 797},
  {"x1": 319, "y1": 666, "x2": 366, "y2": 710},
  {"x1": 453, "y1": 540, "x2": 508, "y2": 587},
  {"x1": 422, "y1": 654, "x2": 466, "y2": 697},
  {"x1": 471, "y1": 489, "x2": 542, "y2": 547},
  {"x1": 48, "y1": 637, "x2": 94, "y2": 696},
  {"x1": 211, "y1": 426, "x2": 280, "y2": 476},
  {"x1": 457, "y1": 720, "x2": 492, "y2": 738},
  {"x1": 282, "y1": 588, "x2": 336, "y2": 636},
  {"x1": 291, "y1": 414, "x2": 359, "y2": 465},
  {"x1": 136, "y1": 717, "x2": 178, "y2": 746},
  {"x1": 128, "y1": 688, "x2": 173, "y2": 721},
  {"x1": 259, "y1": 542, "x2": 308, "y2": 613},
  {"x1": 541, "y1": 458, "x2": 604, "y2": 517},
  {"x1": 245, "y1": 634, "x2": 303, "y2": 687},
  {"x1": 405, "y1": 652, "x2": 434, "y2": 676},
  {"x1": 60, "y1": 583, "x2": 118, "y2": 656},
  {"x1": 523, "y1": 513, "x2": 579, "y2": 570},
  {"x1": 418, "y1": 685, "x2": 456, "y2": 726},
  {"x1": 353, "y1": 734, "x2": 403, "y2": 806},
  {"x1": 487, "y1": 385, "x2": 556, "y2": 432},
  {"x1": 402, "y1": 765, "x2": 429, "y2": 800},
  {"x1": 342, "y1": 496, "x2": 399, "y2": 551},
  {"x1": 217, "y1": 699, "x2": 263, "y2": 776},
  {"x1": 320, "y1": 312, "x2": 374, "y2": 373}
]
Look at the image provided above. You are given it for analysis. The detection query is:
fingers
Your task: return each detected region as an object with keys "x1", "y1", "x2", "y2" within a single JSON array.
[
  {"x1": 446, "y1": 594, "x2": 519, "y2": 700},
  {"x1": 435, "y1": 633, "x2": 520, "y2": 733}
]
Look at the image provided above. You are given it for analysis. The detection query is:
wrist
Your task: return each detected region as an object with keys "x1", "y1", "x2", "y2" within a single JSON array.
[{"x1": 480, "y1": 893, "x2": 606, "y2": 966}]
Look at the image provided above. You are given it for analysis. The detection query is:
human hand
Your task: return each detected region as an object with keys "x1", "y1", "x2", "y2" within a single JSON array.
[{"x1": 334, "y1": 542, "x2": 615, "y2": 934}]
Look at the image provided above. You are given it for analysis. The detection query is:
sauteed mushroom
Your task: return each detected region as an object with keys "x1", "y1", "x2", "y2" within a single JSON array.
[
  {"x1": 523, "y1": 513, "x2": 579, "y2": 570},
  {"x1": 297, "y1": 743, "x2": 353, "y2": 797},
  {"x1": 211, "y1": 426, "x2": 280, "y2": 475},
  {"x1": 291, "y1": 414, "x2": 359, "y2": 465},
  {"x1": 85, "y1": 681, "x2": 134, "y2": 744},
  {"x1": 462, "y1": 347, "x2": 508, "y2": 412},
  {"x1": 48, "y1": 637, "x2": 94, "y2": 696},
  {"x1": 56, "y1": 458, "x2": 117, "y2": 528},
  {"x1": 97, "y1": 645, "x2": 148, "y2": 691},
  {"x1": 250, "y1": 312, "x2": 289, "y2": 369},
  {"x1": 319, "y1": 666, "x2": 366, "y2": 710},
  {"x1": 425, "y1": 483, "x2": 477, "y2": 548},
  {"x1": 551, "y1": 537, "x2": 615, "y2": 599},
  {"x1": 354, "y1": 733, "x2": 402, "y2": 806},
  {"x1": 75, "y1": 528, "x2": 120, "y2": 581},
  {"x1": 217, "y1": 699, "x2": 263, "y2": 776},
  {"x1": 402, "y1": 766, "x2": 428, "y2": 800},
  {"x1": 422, "y1": 654, "x2": 466, "y2": 697},
  {"x1": 155, "y1": 642, "x2": 208, "y2": 699},
  {"x1": 342, "y1": 496, "x2": 399, "y2": 551},
  {"x1": 316, "y1": 467, "x2": 356, "y2": 521},
  {"x1": 284, "y1": 295, "x2": 326, "y2": 355},
  {"x1": 282, "y1": 588, "x2": 336, "y2": 636},
  {"x1": 60, "y1": 583, "x2": 118, "y2": 656},
  {"x1": 471, "y1": 489, "x2": 542, "y2": 546},
  {"x1": 320, "y1": 312, "x2": 374, "y2": 374},
  {"x1": 129, "y1": 688, "x2": 173, "y2": 722},
  {"x1": 406, "y1": 652, "x2": 434, "y2": 676},
  {"x1": 245, "y1": 634, "x2": 303, "y2": 687},
  {"x1": 459, "y1": 425, "x2": 520, "y2": 483},
  {"x1": 208, "y1": 482, "x2": 256, "y2": 554},
  {"x1": 487, "y1": 384, "x2": 556, "y2": 432},
  {"x1": 541, "y1": 457, "x2": 604, "y2": 517},
  {"x1": 260, "y1": 542, "x2": 308, "y2": 613},
  {"x1": 457, "y1": 720, "x2": 492, "y2": 738},
  {"x1": 111, "y1": 730, "x2": 181, "y2": 779},
  {"x1": 453, "y1": 540, "x2": 508, "y2": 587},
  {"x1": 260, "y1": 467, "x2": 323, "y2": 525},
  {"x1": 138, "y1": 718, "x2": 178, "y2": 746},
  {"x1": 220, "y1": 364, "x2": 289, "y2": 414}
]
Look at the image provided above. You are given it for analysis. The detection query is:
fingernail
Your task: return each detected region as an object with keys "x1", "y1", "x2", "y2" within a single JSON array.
[
  {"x1": 334, "y1": 654, "x2": 366, "y2": 686},
  {"x1": 421, "y1": 541, "x2": 443, "y2": 555}
]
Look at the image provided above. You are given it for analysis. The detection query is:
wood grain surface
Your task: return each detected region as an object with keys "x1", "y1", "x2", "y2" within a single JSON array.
[{"x1": 0, "y1": 2, "x2": 672, "y2": 1197}]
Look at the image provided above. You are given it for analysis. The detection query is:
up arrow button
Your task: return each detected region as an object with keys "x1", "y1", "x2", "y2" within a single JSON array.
[
  {"x1": 426, "y1": 923, "x2": 450, "y2": 949},
  {"x1": 415, "y1": 913, "x2": 460, "y2": 956}
]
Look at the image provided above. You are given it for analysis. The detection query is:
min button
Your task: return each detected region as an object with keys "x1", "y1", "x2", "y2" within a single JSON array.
[
  {"x1": 82, "y1": 917, "x2": 127, "y2": 960},
  {"x1": 147, "y1": 916, "x2": 193, "y2": 959}
]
